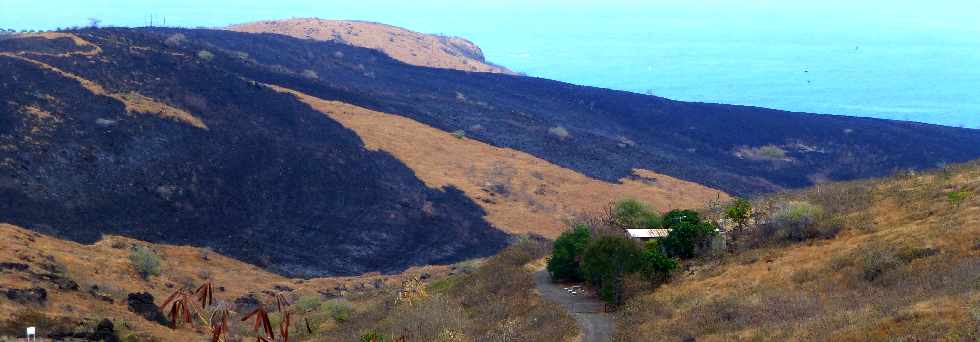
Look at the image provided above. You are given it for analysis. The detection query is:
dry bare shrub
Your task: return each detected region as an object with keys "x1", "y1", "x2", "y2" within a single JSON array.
[{"x1": 383, "y1": 295, "x2": 470, "y2": 341}]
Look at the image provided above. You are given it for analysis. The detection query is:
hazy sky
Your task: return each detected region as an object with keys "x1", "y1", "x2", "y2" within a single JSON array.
[{"x1": 2, "y1": 0, "x2": 978, "y2": 34}]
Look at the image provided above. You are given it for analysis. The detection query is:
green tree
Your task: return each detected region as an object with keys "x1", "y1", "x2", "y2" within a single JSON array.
[
  {"x1": 547, "y1": 225, "x2": 591, "y2": 281},
  {"x1": 661, "y1": 210, "x2": 718, "y2": 259},
  {"x1": 724, "y1": 198, "x2": 752, "y2": 230},
  {"x1": 638, "y1": 240, "x2": 678, "y2": 286},
  {"x1": 581, "y1": 236, "x2": 642, "y2": 305},
  {"x1": 612, "y1": 199, "x2": 662, "y2": 229}
]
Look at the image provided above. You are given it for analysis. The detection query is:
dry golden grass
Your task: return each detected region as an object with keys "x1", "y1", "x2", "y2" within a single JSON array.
[
  {"x1": 270, "y1": 85, "x2": 728, "y2": 237},
  {"x1": 616, "y1": 163, "x2": 980, "y2": 341},
  {"x1": 228, "y1": 18, "x2": 513, "y2": 74},
  {"x1": 0, "y1": 53, "x2": 207, "y2": 129},
  {"x1": 13, "y1": 32, "x2": 103, "y2": 57},
  {"x1": 0, "y1": 223, "x2": 451, "y2": 340}
]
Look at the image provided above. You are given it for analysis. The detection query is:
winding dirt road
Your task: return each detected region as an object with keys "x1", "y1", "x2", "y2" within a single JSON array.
[{"x1": 533, "y1": 269, "x2": 613, "y2": 342}]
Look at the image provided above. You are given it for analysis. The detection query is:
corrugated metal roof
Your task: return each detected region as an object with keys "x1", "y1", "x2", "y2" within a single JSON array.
[{"x1": 625, "y1": 229, "x2": 671, "y2": 238}]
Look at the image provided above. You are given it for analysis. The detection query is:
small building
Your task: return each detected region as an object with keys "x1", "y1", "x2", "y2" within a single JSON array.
[{"x1": 624, "y1": 229, "x2": 670, "y2": 241}]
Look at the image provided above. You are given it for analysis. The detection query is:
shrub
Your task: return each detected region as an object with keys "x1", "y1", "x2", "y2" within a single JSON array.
[
  {"x1": 163, "y1": 33, "x2": 186, "y2": 47},
  {"x1": 547, "y1": 225, "x2": 591, "y2": 281},
  {"x1": 296, "y1": 295, "x2": 322, "y2": 312},
  {"x1": 129, "y1": 246, "x2": 161, "y2": 279},
  {"x1": 738, "y1": 144, "x2": 788, "y2": 161},
  {"x1": 301, "y1": 69, "x2": 319, "y2": 79},
  {"x1": 638, "y1": 240, "x2": 678, "y2": 286},
  {"x1": 196, "y1": 50, "x2": 214, "y2": 61},
  {"x1": 581, "y1": 236, "x2": 642, "y2": 304},
  {"x1": 360, "y1": 332, "x2": 386, "y2": 342},
  {"x1": 548, "y1": 126, "x2": 570, "y2": 140},
  {"x1": 947, "y1": 189, "x2": 972, "y2": 206},
  {"x1": 323, "y1": 298, "x2": 353, "y2": 322},
  {"x1": 612, "y1": 199, "x2": 662, "y2": 229},
  {"x1": 860, "y1": 247, "x2": 902, "y2": 283},
  {"x1": 746, "y1": 201, "x2": 840, "y2": 246},
  {"x1": 724, "y1": 198, "x2": 752, "y2": 230},
  {"x1": 451, "y1": 129, "x2": 466, "y2": 139},
  {"x1": 660, "y1": 210, "x2": 718, "y2": 259}
]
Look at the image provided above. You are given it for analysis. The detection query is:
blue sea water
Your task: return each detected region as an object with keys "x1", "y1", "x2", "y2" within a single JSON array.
[{"x1": 468, "y1": 20, "x2": 980, "y2": 129}]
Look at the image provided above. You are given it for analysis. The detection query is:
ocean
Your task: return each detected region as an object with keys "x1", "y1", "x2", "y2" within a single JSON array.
[
  {"x1": 424, "y1": 4, "x2": 980, "y2": 129},
  {"x1": 479, "y1": 33, "x2": 980, "y2": 129}
]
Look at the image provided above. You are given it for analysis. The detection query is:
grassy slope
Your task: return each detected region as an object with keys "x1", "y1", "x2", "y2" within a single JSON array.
[
  {"x1": 228, "y1": 18, "x2": 514, "y2": 74},
  {"x1": 616, "y1": 162, "x2": 980, "y2": 341},
  {"x1": 272, "y1": 85, "x2": 727, "y2": 237},
  {"x1": 312, "y1": 238, "x2": 580, "y2": 341},
  {"x1": 0, "y1": 223, "x2": 451, "y2": 340}
]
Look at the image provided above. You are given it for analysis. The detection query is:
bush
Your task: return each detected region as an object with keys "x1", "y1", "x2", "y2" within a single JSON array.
[
  {"x1": 129, "y1": 246, "x2": 160, "y2": 279},
  {"x1": 451, "y1": 129, "x2": 466, "y2": 139},
  {"x1": 581, "y1": 236, "x2": 642, "y2": 304},
  {"x1": 638, "y1": 240, "x2": 678, "y2": 286},
  {"x1": 548, "y1": 126, "x2": 570, "y2": 140},
  {"x1": 196, "y1": 50, "x2": 214, "y2": 61},
  {"x1": 948, "y1": 189, "x2": 972, "y2": 206},
  {"x1": 164, "y1": 33, "x2": 186, "y2": 47},
  {"x1": 860, "y1": 247, "x2": 902, "y2": 283},
  {"x1": 301, "y1": 69, "x2": 319, "y2": 79},
  {"x1": 360, "y1": 332, "x2": 386, "y2": 342},
  {"x1": 323, "y1": 298, "x2": 353, "y2": 322},
  {"x1": 660, "y1": 210, "x2": 718, "y2": 259},
  {"x1": 724, "y1": 198, "x2": 752, "y2": 229},
  {"x1": 547, "y1": 225, "x2": 591, "y2": 281},
  {"x1": 129, "y1": 246, "x2": 161, "y2": 279},
  {"x1": 612, "y1": 199, "x2": 662, "y2": 229},
  {"x1": 745, "y1": 201, "x2": 841, "y2": 247}
]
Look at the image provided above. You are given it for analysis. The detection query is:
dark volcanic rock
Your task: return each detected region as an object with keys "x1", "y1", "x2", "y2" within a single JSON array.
[
  {"x1": 126, "y1": 292, "x2": 168, "y2": 325},
  {"x1": 91, "y1": 319, "x2": 120, "y2": 342},
  {"x1": 5, "y1": 287, "x2": 47, "y2": 304},
  {"x1": 0, "y1": 262, "x2": 29, "y2": 271},
  {"x1": 233, "y1": 293, "x2": 262, "y2": 312}
]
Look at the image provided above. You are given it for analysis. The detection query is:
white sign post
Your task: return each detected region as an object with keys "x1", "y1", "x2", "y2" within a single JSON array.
[{"x1": 26, "y1": 326, "x2": 36, "y2": 341}]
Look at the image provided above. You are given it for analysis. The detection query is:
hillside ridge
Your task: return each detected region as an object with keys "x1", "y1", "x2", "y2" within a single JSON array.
[{"x1": 228, "y1": 18, "x2": 515, "y2": 74}]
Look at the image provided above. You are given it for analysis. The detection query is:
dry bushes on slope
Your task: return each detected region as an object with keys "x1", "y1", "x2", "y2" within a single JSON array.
[
  {"x1": 615, "y1": 162, "x2": 980, "y2": 341},
  {"x1": 316, "y1": 237, "x2": 579, "y2": 341}
]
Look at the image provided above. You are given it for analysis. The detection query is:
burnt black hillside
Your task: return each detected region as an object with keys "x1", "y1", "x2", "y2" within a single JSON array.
[
  {"x1": 1, "y1": 28, "x2": 979, "y2": 276},
  {"x1": 155, "y1": 28, "x2": 980, "y2": 195},
  {"x1": 0, "y1": 31, "x2": 508, "y2": 277}
]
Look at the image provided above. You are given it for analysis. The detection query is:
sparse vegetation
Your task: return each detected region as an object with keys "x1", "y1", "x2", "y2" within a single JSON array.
[
  {"x1": 614, "y1": 162, "x2": 980, "y2": 341},
  {"x1": 129, "y1": 246, "x2": 162, "y2": 279},
  {"x1": 317, "y1": 237, "x2": 577, "y2": 341}
]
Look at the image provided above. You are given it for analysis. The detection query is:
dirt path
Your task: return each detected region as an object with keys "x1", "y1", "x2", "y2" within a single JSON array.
[{"x1": 533, "y1": 269, "x2": 613, "y2": 342}]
